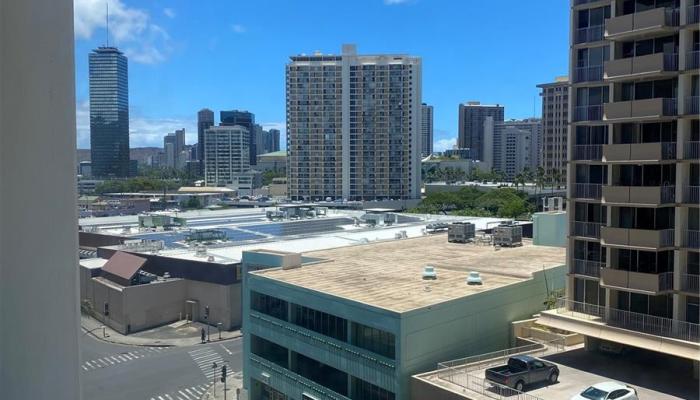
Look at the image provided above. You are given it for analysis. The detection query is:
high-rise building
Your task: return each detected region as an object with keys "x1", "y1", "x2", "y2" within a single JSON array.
[
  {"x1": 254, "y1": 124, "x2": 267, "y2": 156},
  {"x1": 538, "y1": 77, "x2": 570, "y2": 182},
  {"x1": 484, "y1": 118, "x2": 542, "y2": 180},
  {"x1": 197, "y1": 108, "x2": 214, "y2": 169},
  {"x1": 163, "y1": 129, "x2": 186, "y2": 169},
  {"x1": 203, "y1": 125, "x2": 252, "y2": 191},
  {"x1": 421, "y1": 103, "x2": 434, "y2": 157},
  {"x1": 286, "y1": 44, "x2": 422, "y2": 201},
  {"x1": 221, "y1": 110, "x2": 257, "y2": 165},
  {"x1": 269, "y1": 128, "x2": 281, "y2": 152},
  {"x1": 89, "y1": 47, "x2": 129, "y2": 177},
  {"x1": 538, "y1": 0, "x2": 699, "y2": 364},
  {"x1": 457, "y1": 101, "x2": 504, "y2": 161}
]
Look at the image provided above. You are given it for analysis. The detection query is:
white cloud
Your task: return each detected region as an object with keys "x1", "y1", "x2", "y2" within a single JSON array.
[
  {"x1": 231, "y1": 24, "x2": 246, "y2": 33},
  {"x1": 434, "y1": 137, "x2": 456, "y2": 152},
  {"x1": 74, "y1": 0, "x2": 172, "y2": 64},
  {"x1": 75, "y1": 100, "x2": 198, "y2": 148},
  {"x1": 163, "y1": 8, "x2": 175, "y2": 18}
]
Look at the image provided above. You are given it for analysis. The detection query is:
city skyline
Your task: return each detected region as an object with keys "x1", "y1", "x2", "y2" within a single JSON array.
[{"x1": 73, "y1": 0, "x2": 569, "y2": 150}]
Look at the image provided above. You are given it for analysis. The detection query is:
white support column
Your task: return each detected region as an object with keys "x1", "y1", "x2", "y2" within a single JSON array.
[{"x1": 0, "y1": 0, "x2": 82, "y2": 399}]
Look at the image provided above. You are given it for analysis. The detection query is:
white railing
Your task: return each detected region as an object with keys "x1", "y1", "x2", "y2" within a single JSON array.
[
  {"x1": 554, "y1": 298, "x2": 700, "y2": 343},
  {"x1": 573, "y1": 221, "x2": 602, "y2": 238},
  {"x1": 574, "y1": 183, "x2": 602, "y2": 199},
  {"x1": 573, "y1": 144, "x2": 603, "y2": 161},
  {"x1": 571, "y1": 259, "x2": 603, "y2": 277},
  {"x1": 685, "y1": 230, "x2": 700, "y2": 249},
  {"x1": 684, "y1": 186, "x2": 699, "y2": 205},
  {"x1": 681, "y1": 274, "x2": 700, "y2": 293}
]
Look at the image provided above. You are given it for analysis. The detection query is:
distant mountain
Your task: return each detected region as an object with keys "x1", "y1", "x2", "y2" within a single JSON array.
[{"x1": 76, "y1": 147, "x2": 163, "y2": 164}]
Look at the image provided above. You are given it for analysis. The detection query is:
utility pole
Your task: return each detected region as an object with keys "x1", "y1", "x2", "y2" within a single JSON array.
[{"x1": 205, "y1": 306, "x2": 210, "y2": 341}]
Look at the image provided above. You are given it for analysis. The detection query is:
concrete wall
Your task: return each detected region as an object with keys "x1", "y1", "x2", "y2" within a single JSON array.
[
  {"x1": 0, "y1": 0, "x2": 82, "y2": 398},
  {"x1": 533, "y1": 212, "x2": 568, "y2": 247},
  {"x1": 82, "y1": 277, "x2": 241, "y2": 334}
]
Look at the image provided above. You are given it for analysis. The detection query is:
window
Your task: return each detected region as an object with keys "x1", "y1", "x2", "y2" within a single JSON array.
[
  {"x1": 291, "y1": 352, "x2": 348, "y2": 396},
  {"x1": 251, "y1": 335, "x2": 288, "y2": 369},
  {"x1": 350, "y1": 377, "x2": 395, "y2": 400},
  {"x1": 291, "y1": 304, "x2": 348, "y2": 342},
  {"x1": 351, "y1": 322, "x2": 395, "y2": 359},
  {"x1": 609, "y1": 389, "x2": 631, "y2": 399},
  {"x1": 251, "y1": 291, "x2": 288, "y2": 321}
]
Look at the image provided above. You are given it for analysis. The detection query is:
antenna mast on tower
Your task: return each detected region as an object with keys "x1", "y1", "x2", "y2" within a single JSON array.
[{"x1": 105, "y1": 1, "x2": 109, "y2": 47}]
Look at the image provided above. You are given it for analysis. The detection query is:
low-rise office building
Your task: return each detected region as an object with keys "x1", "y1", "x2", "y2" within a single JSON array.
[{"x1": 241, "y1": 234, "x2": 566, "y2": 400}]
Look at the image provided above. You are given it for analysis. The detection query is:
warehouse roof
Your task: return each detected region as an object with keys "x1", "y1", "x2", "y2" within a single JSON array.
[{"x1": 251, "y1": 234, "x2": 565, "y2": 313}]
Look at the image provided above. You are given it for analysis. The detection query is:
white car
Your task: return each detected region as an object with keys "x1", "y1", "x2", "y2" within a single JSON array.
[{"x1": 571, "y1": 382, "x2": 638, "y2": 400}]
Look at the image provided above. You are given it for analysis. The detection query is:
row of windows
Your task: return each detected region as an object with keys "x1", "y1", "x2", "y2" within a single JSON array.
[{"x1": 251, "y1": 291, "x2": 396, "y2": 359}]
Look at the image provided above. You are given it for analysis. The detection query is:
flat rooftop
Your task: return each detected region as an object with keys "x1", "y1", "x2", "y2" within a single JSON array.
[{"x1": 251, "y1": 235, "x2": 565, "y2": 313}]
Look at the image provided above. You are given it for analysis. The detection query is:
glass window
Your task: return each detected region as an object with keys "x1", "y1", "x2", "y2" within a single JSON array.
[
  {"x1": 251, "y1": 335, "x2": 288, "y2": 369},
  {"x1": 291, "y1": 304, "x2": 348, "y2": 342},
  {"x1": 251, "y1": 291, "x2": 288, "y2": 321},
  {"x1": 350, "y1": 377, "x2": 395, "y2": 400},
  {"x1": 350, "y1": 322, "x2": 395, "y2": 359}
]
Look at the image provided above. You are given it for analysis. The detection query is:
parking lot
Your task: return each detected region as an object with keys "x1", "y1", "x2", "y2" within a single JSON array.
[{"x1": 471, "y1": 347, "x2": 697, "y2": 399}]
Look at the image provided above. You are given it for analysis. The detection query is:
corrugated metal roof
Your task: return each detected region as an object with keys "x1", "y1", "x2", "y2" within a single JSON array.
[{"x1": 102, "y1": 251, "x2": 147, "y2": 281}]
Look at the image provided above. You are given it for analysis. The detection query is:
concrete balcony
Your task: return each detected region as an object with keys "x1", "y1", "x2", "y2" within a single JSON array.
[
  {"x1": 602, "y1": 185, "x2": 675, "y2": 205},
  {"x1": 680, "y1": 273, "x2": 700, "y2": 295},
  {"x1": 573, "y1": 221, "x2": 603, "y2": 239},
  {"x1": 605, "y1": 7, "x2": 680, "y2": 40},
  {"x1": 573, "y1": 144, "x2": 603, "y2": 161},
  {"x1": 571, "y1": 259, "x2": 603, "y2": 278},
  {"x1": 601, "y1": 226, "x2": 675, "y2": 249},
  {"x1": 604, "y1": 53, "x2": 678, "y2": 81},
  {"x1": 604, "y1": 98, "x2": 677, "y2": 121},
  {"x1": 574, "y1": 183, "x2": 603, "y2": 200},
  {"x1": 602, "y1": 142, "x2": 676, "y2": 162},
  {"x1": 249, "y1": 354, "x2": 352, "y2": 400},
  {"x1": 683, "y1": 186, "x2": 699, "y2": 205},
  {"x1": 600, "y1": 269, "x2": 674, "y2": 294},
  {"x1": 538, "y1": 299, "x2": 700, "y2": 360},
  {"x1": 248, "y1": 311, "x2": 396, "y2": 390}
]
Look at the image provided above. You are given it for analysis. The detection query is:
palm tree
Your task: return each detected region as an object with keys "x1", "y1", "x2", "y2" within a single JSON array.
[
  {"x1": 513, "y1": 172, "x2": 526, "y2": 190},
  {"x1": 535, "y1": 167, "x2": 546, "y2": 210}
]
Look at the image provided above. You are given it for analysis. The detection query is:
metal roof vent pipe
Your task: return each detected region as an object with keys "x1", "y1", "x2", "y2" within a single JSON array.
[
  {"x1": 422, "y1": 265, "x2": 437, "y2": 280},
  {"x1": 467, "y1": 271, "x2": 483, "y2": 285}
]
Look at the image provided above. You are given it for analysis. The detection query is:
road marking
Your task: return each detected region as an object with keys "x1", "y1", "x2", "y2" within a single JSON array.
[
  {"x1": 81, "y1": 365, "x2": 88, "y2": 371},
  {"x1": 220, "y1": 344, "x2": 233, "y2": 355},
  {"x1": 177, "y1": 390, "x2": 190, "y2": 399}
]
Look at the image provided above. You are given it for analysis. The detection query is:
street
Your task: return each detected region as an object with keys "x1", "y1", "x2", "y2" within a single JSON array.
[{"x1": 81, "y1": 333, "x2": 242, "y2": 400}]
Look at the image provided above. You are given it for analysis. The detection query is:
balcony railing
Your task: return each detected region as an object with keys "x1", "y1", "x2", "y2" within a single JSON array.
[
  {"x1": 575, "y1": 25, "x2": 604, "y2": 44},
  {"x1": 688, "y1": 4, "x2": 700, "y2": 25},
  {"x1": 574, "y1": 65, "x2": 604, "y2": 83},
  {"x1": 686, "y1": 50, "x2": 699, "y2": 70},
  {"x1": 602, "y1": 185, "x2": 675, "y2": 205},
  {"x1": 601, "y1": 226, "x2": 675, "y2": 248},
  {"x1": 685, "y1": 96, "x2": 699, "y2": 116},
  {"x1": 574, "y1": 105, "x2": 604, "y2": 122},
  {"x1": 604, "y1": 97, "x2": 677, "y2": 120},
  {"x1": 683, "y1": 185, "x2": 699, "y2": 204},
  {"x1": 553, "y1": 298, "x2": 700, "y2": 343},
  {"x1": 571, "y1": 259, "x2": 603, "y2": 277},
  {"x1": 574, "y1": 183, "x2": 602, "y2": 199},
  {"x1": 600, "y1": 269, "x2": 674, "y2": 294},
  {"x1": 685, "y1": 230, "x2": 700, "y2": 249},
  {"x1": 605, "y1": 7, "x2": 680, "y2": 38},
  {"x1": 573, "y1": 221, "x2": 603, "y2": 238},
  {"x1": 602, "y1": 142, "x2": 676, "y2": 162},
  {"x1": 681, "y1": 273, "x2": 700, "y2": 294},
  {"x1": 684, "y1": 141, "x2": 699, "y2": 160},
  {"x1": 573, "y1": 144, "x2": 603, "y2": 161}
]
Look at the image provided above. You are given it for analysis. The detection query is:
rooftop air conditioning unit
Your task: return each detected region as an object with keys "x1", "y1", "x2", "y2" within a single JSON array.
[
  {"x1": 467, "y1": 271, "x2": 482, "y2": 285},
  {"x1": 207, "y1": 255, "x2": 215, "y2": 262},
  {"x1": 422, "y1": 265, "x2": 437, "y2": 280}
]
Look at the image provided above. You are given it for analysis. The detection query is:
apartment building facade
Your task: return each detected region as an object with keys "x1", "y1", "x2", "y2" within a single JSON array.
[
  {"x1": 539, "y1": 0, "x2": 700, "y2": 366},
  {"x1": 484, "y1": 118, "x2": 543, "y2": 180},
  {"x1": 286, "y1": 44, "x2": 422, "y2": 201},
  {"x1": 538, "y1": 77, "x2": 570, "y2": 180},
  {"x1": 203, "y1": 125, "x2": 253, "y2": 191},
  {"x1": 457, "y1": 101, "x2": 504, "y2": 161}
]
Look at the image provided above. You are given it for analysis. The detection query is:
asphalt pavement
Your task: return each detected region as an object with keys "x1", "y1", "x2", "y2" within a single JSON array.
[{"x1": 81, "y1": 332, "x2": 242, "y2": 400}]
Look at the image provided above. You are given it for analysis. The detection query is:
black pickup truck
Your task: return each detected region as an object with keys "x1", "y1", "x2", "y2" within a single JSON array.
[{"x1": 485, "y1": 355, "x2": 559, "y2": 392}]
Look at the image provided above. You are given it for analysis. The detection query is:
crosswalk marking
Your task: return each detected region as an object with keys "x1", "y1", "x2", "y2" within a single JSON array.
[
  {"x1": 187, "y1": 347, "x2": 235, "y2": 381},
  {"x1": 150, "y1": 384, "x2": 211, "y2": 400},
  {"x1": 81, "y1": 347, "x2": 170, "y2": 372}
]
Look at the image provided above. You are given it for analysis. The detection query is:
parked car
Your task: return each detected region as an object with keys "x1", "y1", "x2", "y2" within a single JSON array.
[
  {"x1": 571, "y1": 382, "x2": 638, "y2": 400},
  {"x1": 485, "y1": 355, "x2": 559, "y2": 392}
]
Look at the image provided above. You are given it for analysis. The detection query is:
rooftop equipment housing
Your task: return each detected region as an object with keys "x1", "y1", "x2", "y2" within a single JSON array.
[
  {"x1": 448, "y1": 222, "x2": 475, "y2": 243},
  {"x1": 492, "y1": 223, "x2": 523, "y2": 247}
]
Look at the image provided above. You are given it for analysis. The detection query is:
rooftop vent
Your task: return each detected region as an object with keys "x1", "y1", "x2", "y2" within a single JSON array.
[
  {"x1": 207, "y1": 255, "x2": 215, "y2": 262},
  {"x1": 422, "y1": 265, "x2": 437, "y2": 280},
  {"x1": 195, "y1": 245, "x2": 207, "y2": 257},
  {"x1": 467, "y1": 271, "x2": 482, "y2": 285}
]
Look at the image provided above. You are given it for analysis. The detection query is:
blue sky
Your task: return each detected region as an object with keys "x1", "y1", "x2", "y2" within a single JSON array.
[{"x1": 74, "y1": 0, "x2": 569, "y2": 150}]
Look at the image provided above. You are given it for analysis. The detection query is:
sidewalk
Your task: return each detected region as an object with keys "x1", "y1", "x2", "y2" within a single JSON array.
[
  {"x1": 81, "y1": 314, "x2": 241, "y2": 347},
  {"x1": 201, "y1": 372, "x2": 243, "y2": 400}
]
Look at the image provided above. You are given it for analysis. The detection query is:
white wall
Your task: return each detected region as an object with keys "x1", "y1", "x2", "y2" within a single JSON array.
[{"x1": 0, "y1": 0, "x2": 82, "y2": 398}]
